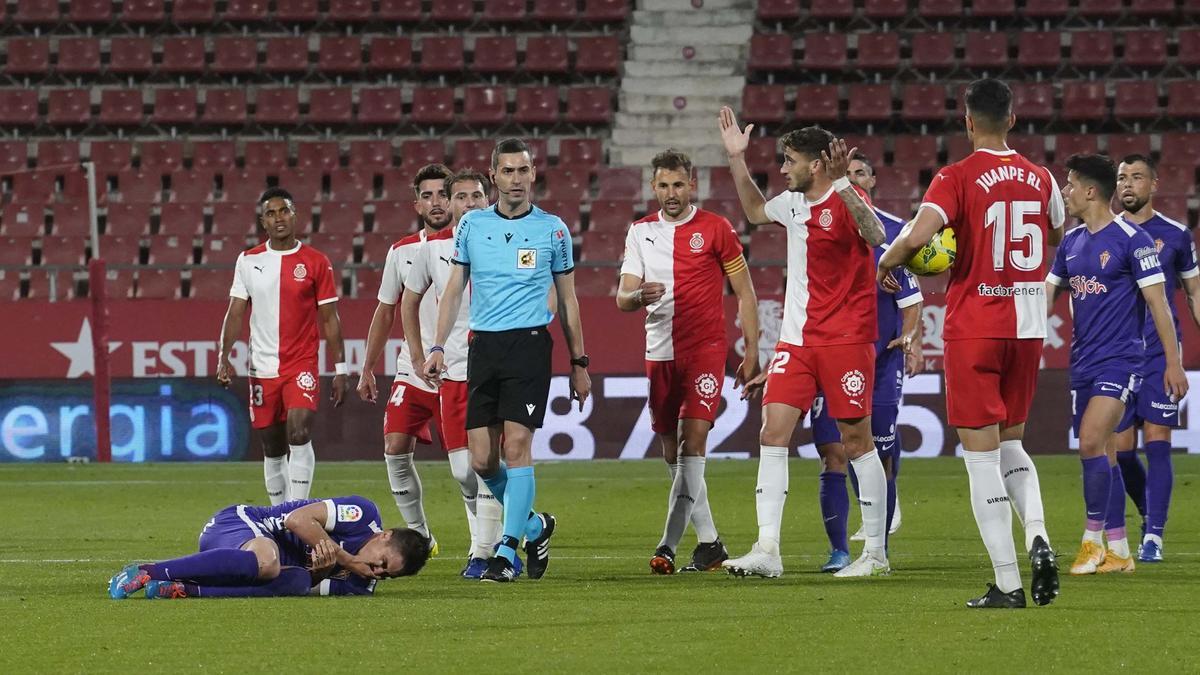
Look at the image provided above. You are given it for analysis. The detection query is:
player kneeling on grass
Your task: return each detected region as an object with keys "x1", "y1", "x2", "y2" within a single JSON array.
[{"x1": 108, "y1": 496, "x2": 430, "y2": 599}]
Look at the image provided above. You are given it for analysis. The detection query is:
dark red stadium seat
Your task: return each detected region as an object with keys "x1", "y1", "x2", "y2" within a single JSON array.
[
  {"x1": 36, "y1": 140, "x2": 80, "y2": 169},
  {"x1": 224, "y1": 0, "x2": 269, "y2": 21},
  {"x1": 399, "y1": 140, "x2": 446, "y2": 173},
  {"x1": 1156, "y1": 165, "x2": 1197, "y2": 196},
  {"x1": 88, "y1": 235, "x2": 139, "y2": 265},
  {"x1": 872, "y1": 166, "x2": 919, "y2": 201},
  {"x1": 419, "y1": 36, "x2": 465, "y2": 74},
  {"x1": 749, "y1": 265, "x2": 786, "y2": 295},
  {"x1": 890, "y1": 136, "x2": 938, "y2": 169},
  {"x1": 558, "y1": 138, "x2": 603, "y2": 172},
  {"x1": 588, "y1": 199, "x2": 636, "y2": 232},
  {"x1": 191, "y1": 141, "x2": 236, "y2": 171},
  {"x1": 57, "y1": 37, "x2": 101, "y2": 76},
  {"x1": 146, "y1": 233, "x2": 196, "y2": 265},
  {"x1": 573, "y1": 266, "x2": 618, "y2": 297},
  {"x1": 367, "y1": 37, "x2": 412, "y2": 72},
  {"x1": 121, "y1": 0, "x2": 164, "y2": 21},
  {"x1": 306, "y1": 233, "x2": 354, "y2": 265},
  {"x1": 596, "y1": 168, "x2": 642, "y2": 200},
  {"x1": 221, "y1": 169, "x2": 269, "y2": 202},
  {"x1": 1054, "y1": 134, "x2": 1099, "y2": 161},
  {"x1": 856, "y1": 33, "x2": 900, "y2": 71},
  {"x1": 740, "y1": 85, "x2": 786, "y2": 126},
  {"x1": 90, "y1": 140, "x2": 133, "y2": 174},
  {"x1": 263, "y1": 37, "x2": 310, "y2": 75},
  {"x1": 1159, "y1": 132, "x2": 1200, "y2": 168},
  {"x1": 745, "y1": 137, "x2": 778, "y2": 173},
  {"x1": 1070, "y1": 31, "x2": 1114, "y2": 70},
  {"x1": 583, "y1": 0, "x2": 629, "y2": 22},
  {"x1": 330, "y1": 169, "x2": 373, "y2": 201},
  {"x1": 473, "y1": 36, "x2": 517, "y2": 74},
  {"x1": 139, "y1": 141, "x2": 185, "y2": 172},
  {"x1": 748, "y1": 34, "x2": 794, "y2": 72},
  {"x1": 318, "y1": 36, "x2": 362, "y2": 75},
  {"x1": 68, "y1": 0, "x2": 112, "y2": 23},
  {"x1": 243, "y1": 141, "x2": 287, "y2": 169},
  {"x1": 901, "y1": 83, "x2": 946, "y2": 122},
  {"x1": 536, "y1": 200, "x2": 581, "y2": 234},
  {"x1": 963, "y1": 31, "x2": 1008, "y2": 72},
  {"x1": 0, "y1": 237, "x2": 34, "y2": 266},
  {"x1": 100, "y1": 91, "x2": 148, "y2": 128},
  {"x1": 566, "y1": 87, "x2": 613, "y2": 125},
  {"x1": 579, "y1": 231, "x2": 623, "y2": 262},
  {"x1": 430, "y1": 0, "x2": 474, "y2": 22},
  {"x1": 0, "y1": 90, "x2": 39, "y2": 127},
  {"x1": 1106, "y1": 134, "x2": 1151, "y2": 160},
  {"x1": 525, "y1": 36, "x2": 569, "y2": 75},
  {"x1": 1023, "y1": 0, "x2": 1068, "y2": 18},
  {"x1": 706, "y1": 167, "x2": 738, "y2": 201},
  {"x1": 0, "y1": 273, "x2": 21, "y2": 302},
  {"x1": 910, "y1": 33, "x2": 955, "y2": 72},
  {"x1": 42, "y1": 239, "x2": 88, "y2": 273},
  {"x1": 847, "y1": 84, "x2": 893, "y2": 122},
  {"x1": 1008, "y1": 135, "x2": 1047, "y2": 164},
  {"x1": 483, "y1": 0, "x2": 526, "y2": 22},
  {"x1": 532, "y1": 0, "x2": 575, "y2": 23},
  {"x1": 1017, "y1": 32, "x2": 1062, "y2": 70},
  {"x1": 576, "y1": 36, "x2": 622, "y2": 75},
  {"x1": 105, "y1": 203, "x2": 150, "y2": 236},
  {"x1": 115, "y1": 170, "x2": 162, "y2": 203},
  {"x1": 972, "y1": 0, "x2": 1015, "y2": 16},
  {"x1": 254, "y1": 89, "x2": 300, "y2": 126},
  {"x1": 863, "y1": 0, "x2": 907, "y2": 19},
  {"x1": 810, "y1": 0, "x2": 854, "y2": 19},
  {"x1": 794, "y1": 84, "x2": 840, "y2": 123},
  {"x1": 346, "y1": 141, "x2": 391, "y2": 170},
  {"x1": 1152, "y1": 196, "x2": 1189, "y2": 224},
  {"x1": 212, "y1": 37, "x2": 259, "y2": 76},
  {"x1": 201, "y1": 89, "x2": 248, "y2": 126},
  {"x1": 152, "y1": 89, "x2": 198, "y2": 126},
  {"x1": 1061, "y1": 83, "x2": 1108, "y2": 122},
  {"x1": 136, "y1": 269, "x2": 182, "y2": 299},
  {"x1": 749, "y1": 228, "x2": 787, "y2": 264},
  {"x1": 526, "y1": 139, "x2": 550, "y2": 172},
  {"x1": 157, "y1": 203, "x2": 204, "y2": 236},
  {"x1": 297, "y1": 142, "x2": 340, "y2": 172},
  {"x1": 160, "y1": 37, "x2": 207, "y2": 76},
  {"x1": 515, "y1": 86, "x2": 560, "y2": 126},
  {"x1": 317, "y1": 201, "x2": 365, "y2": 234},
  {"x1": 1130, "y1": 0, "x2": 1176, "y2": 16},
  {"x1": 1077, "y1": 0, "x2": 1123, "y2": 19},
  {"x1": 1167, "y1": 81, "x2": 1200, "y2": 119},
  {"x1": 201, "y1": 235, "x2": 250, "y2": 264},
  {"x1": 0, "y1": 142, "x2": 27, "y2": 175},
  {"x1": 464, "y1": 86, "x2": 509, "y2": 126},
  {"x1": 1178, "y1": 29, "x2": 1200, "y2": 68},
  {"x1": 1123, "y1": 30, "x2": 1168, "y2": 70},
  {"x1": 1113, "y1": 81, "x2": 1160, "y2": 120},
  {"x1": 46, "y1": 89, "x2": 91, "y2": 127},
  {"x1": 30, "y1": 270, "x2": 84, "y2": 300},
  {"x1": 348, "y1": 266, "x2": 382, "y2": 298},
  {"x1": 2, "y1": 205, "x2": 44, "y2": 236},
  {"x1": 15, "y1": 0, "x2": 60, "y2": 23},
  {"x1": 328, "y1": 0, "x2": 371, "y2": 22},
  {"x1": 173, "y1": 0, "x2": 214, "y2": 22},
  {"x1": 758, "y1": 0, "x2": 800, "y2": 21},
  {"x1": 410, "y1": 87, "x2": 456, "y2": 126},
  {"x1": 542, "y1": 170, "x2": 591, "y2": 200},
  {"x1": 918, "y1": 0, "x2": 962, "y2": 16},
  {"x1": 6, "y1": 38, "x2": 50, "y2": 77},
  {"x1": 308, "y1": 88, "x2": 353, "y2": 126},
  {"x1": 803, "y1": 33, "x2": 847, "y2": 70},
  {"x1": 1011, "y1": 82, "x2": 1055, "y2": 121},
  {"x1": 275, "y1": 0, "x2": 318, "y2": 22},
  {"x1": 277, "y1": 168, "x2": 323, "y2": 203},
  {"x1": 370, "y1": 203, "x2": 416, "y2": 233},
  {"x1": 168, "y1": 169, "x2": 214, "y2": 203},
  {"x1": 210, "y1": 204, "x2": 257, "y2": 235},
  {"x1": 358, "y1": 88, "x2": 404, "y2": 126},
  {"x1": 452, "y1": 139, "x2": 492, "y2": 173},
  {"x1": 377, "y1": 0, "x2": 421, "y2": 22}
]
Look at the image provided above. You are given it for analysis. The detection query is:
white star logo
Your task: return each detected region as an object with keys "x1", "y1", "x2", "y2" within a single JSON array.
[{"x1": 50, "y1": 318, "x2": 122, "y2": 378}]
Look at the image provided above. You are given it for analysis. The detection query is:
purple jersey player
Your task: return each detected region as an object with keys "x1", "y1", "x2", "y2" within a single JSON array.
[
  {"x1": 1111, "y1": 154, "x2": 1200, "y2": 563},
  {"x1": 1046, "y1": 154, "x2": 1186, "y2": 578},
  {"x1": 108, "y1": 496, "x2": 431, "y2": 599}
]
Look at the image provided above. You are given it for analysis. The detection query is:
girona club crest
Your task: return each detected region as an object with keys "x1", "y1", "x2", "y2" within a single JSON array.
[
  {"x1": 296, "y1": 371, "x2": 317, "y2": 391},
  {"x1": 293, "y1": 263, "x2": 308, "y2": 280},
  {"x1": 689, "y1": 232, "x2": 705, "y2": 252},
  {"x1": 818, "y1": 208, "x2": 833, "y2": 230},
  {"x1": 841, "y1": 369, "x2": 866, "y2": 398}
]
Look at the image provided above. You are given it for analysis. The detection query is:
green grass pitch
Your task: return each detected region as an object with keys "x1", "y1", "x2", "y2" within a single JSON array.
[{"x1": 2, "y1": 456, "x2": 1198, "y2": 672}]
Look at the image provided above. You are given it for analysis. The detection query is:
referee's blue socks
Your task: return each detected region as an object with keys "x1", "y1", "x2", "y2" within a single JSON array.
[{"x1": 496, "y1": 466, "x2": 536, "y2": 563}]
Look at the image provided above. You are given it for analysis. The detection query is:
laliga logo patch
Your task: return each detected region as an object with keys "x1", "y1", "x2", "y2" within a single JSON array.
[
  {"x1": 296, "y1": 371, "x2": 317, "y2": 391},
  {"x1": 1099, "y1": 250, "x2": 1111, "y2": 269},
  {"x1": 689, "y1": 232, "x2": 705, "y2": 252},
  {"x1": 293, "y1": 263, "x2": 308, "y2": 280},
  {"x1": 818, "y1": 209, "x2": 833, "y2": 230},
  {"x1": 337, "y1": 504, "x2": 363, "y2": 523},
  {"x1": 841, "y1": 369, "x2": 866, "y2": 397},
  {"x1": 694, "y1": 373, "x2": 719, "y2": 398}
]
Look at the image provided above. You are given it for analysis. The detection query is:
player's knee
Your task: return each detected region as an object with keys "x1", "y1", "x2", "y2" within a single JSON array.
[
  {"x1": 1078, "y1": 435, "x2": 1107, "y2": 457},
  {"x1": 286, "y1": 427, "x2": 311, "y2": 446},
  {"x1": 244, "y1": 540, "x2": 281, "y2": 580},
  {"x1": 471, "y1": 452, "x2": 499, "y2": 477},
  {"x1": 758, "y1": 426, "x2": 789, "y2": 447},
  {"x1": 384, "y1": 434, "x2": 413, "y2": 457}
]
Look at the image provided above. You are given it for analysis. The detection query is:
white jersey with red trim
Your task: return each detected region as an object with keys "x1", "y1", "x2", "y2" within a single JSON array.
[
  {"x1": 230, "y1": 241, "x2": 338, "y2": 379},
  {"x1": 404, "y1": 225, "x2": 470, "y2": 381},
  {"x1": 377, "y1": 231, "x2": 437, "y2": 393}
]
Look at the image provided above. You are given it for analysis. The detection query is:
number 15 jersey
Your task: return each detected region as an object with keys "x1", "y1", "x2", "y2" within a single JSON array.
[{"x1": 920, "y1": 148, "x2": 1065, "y2": 341}]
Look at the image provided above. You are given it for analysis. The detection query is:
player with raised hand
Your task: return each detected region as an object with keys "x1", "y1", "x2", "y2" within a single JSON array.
[
  {"x1": 108, "y1": 495, "x2": 430, "y2": 599},
  {"x1": 878, "y1": 78, "x2": 1063, "y2": 608},
  {"x1": 716, "y1": 106, "x2": 891, "y2": 579},
  {"x1": 617, "y1": 148, "x2": 759, "y2": 575},
  {"x1": 1111, "y1": 154, "x2": 1200, "y2": 563},
  {"x1": 217, "y1": 188, "x2": 348, "y2": 506},
  {"x1": 356, "y1": 164, "x2": 453, "y2": 556},
  {"x1": 1047, "y1": 154, "x2": 1187, "y2": 576}
]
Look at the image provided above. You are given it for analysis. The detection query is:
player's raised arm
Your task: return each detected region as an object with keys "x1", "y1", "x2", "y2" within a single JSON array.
[
  {"x1": 1143, "y1": 281, "x2": 1189, "y2": 400},
  {"x1": 283, "y1": 501, "x2": 378, "y2": 580},
  {"x1": 718, "y1": 106, "x2": 770, "y2": 225},
  {"x1": 878, "y1": 207, "x2": 944, "y2": 289},
  {"x1": 824, "y1": 139, "x2": 885, "y2": 246}
]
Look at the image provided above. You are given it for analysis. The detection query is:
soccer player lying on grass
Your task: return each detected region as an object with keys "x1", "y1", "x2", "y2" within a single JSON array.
[{"x1": 108, "y1": 496, "x2": 431, "y2": 599}]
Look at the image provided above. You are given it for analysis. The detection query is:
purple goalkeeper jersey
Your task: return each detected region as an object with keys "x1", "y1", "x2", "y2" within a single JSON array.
[
  {"x1": 1047, "y1": 217, "x2": 1166, "y2": 388},
  {"x1": 1133, "y1": 211, "x2": 1198, "y2": 359}
]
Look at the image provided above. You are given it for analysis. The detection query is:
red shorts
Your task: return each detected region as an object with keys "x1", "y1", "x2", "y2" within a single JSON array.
[
  {"x1": 762, "y1": 342, "x2": 875, "y2": 419},
  {"x1": 383, "y1": 378, "x2": 469, "y2": 450},
  {"x1": 646, "y1": 348, "x2": 727, "y2": 433},
  {"x1": 944, "y1": 338, "x2": 1042, "y2": 428},
  {"x1": 248, "y1": 371, "x2": 319, "y2": 430}
]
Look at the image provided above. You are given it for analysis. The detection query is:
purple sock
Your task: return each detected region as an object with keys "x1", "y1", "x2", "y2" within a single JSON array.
[
  {"x1": 885, "y1": 477, "x2": 897, "y2": 539},
  {"x1": 183, "y1": 567, "x2": 311, "y2": 598},
  {"x1": 1144, "y1": 441, "x2": 1174, "y2": 538},
  {"x1": 141, "y1": 549, "x2": 259, "y2": 585},
  {"x1": 818, "y1": 471, "x2": 849, "y2": 552},
  {"x1": 1116, "y1": 450, "x2": 1147, "y2": 517},
  {"x1": 1081, "y1": 455, "x2": 1111, "y2": 532},
  {"x1": 1105, "y1": 464, "x2": 1127, "y2": 540}
]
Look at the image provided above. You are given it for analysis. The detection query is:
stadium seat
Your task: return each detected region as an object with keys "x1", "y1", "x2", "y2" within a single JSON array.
[
  {"x1": 243, "y1": 141, "x2": 287, "y2": 169},
  {"x1": 530, "y1": 0, "x2": 574, "y2": 22},
  {"x1": 275, "y1": 0, "x2": 319, "y2": 22},
  {"x1": 191, "y1": 141, "x2": 236, "y2": 171},
  {"x1": 348, "y1": 140, "x2": 393, "y2": 170},
  {"x1": 68, "y1": 0, "x2": 113, "y2": 23},
  {"x1": 972, "y1": 0, "x2": 1015, "y2": 16},
  {"x1": 263, "y1": 37, "x2": 310, "y2": 75},
  {"x1": 1105, "y1": 134, "x2": 1151, "y2": 160},
  {"x1": 168, "y1": 169, "x2": 214, "y2": 203},
  {"x1": 910, "y1": 33, "x2": 956, "y2": 72},
  {"x1": 1129, "y1": 0, "x2": 1176, "y2": 16},
  {"x1": 152, "y1": 89, "x2": 198, "y2": 126},
  {"x1": 542, "y1": 169, "x2": 592, "y2": 200},
  {"x1": 377, "y1": 0, "x2": 421, "y2": 22},
  {"x1": 298, "y1": 142, "x2": 341, "y2": 172},
  {"x1": 146, "y1": 234, "x2": 196, "y2": 265},
  {"x1": 328, "y1": 0, "x2": 372, "y2": 22},
  {"x1": 121, "y1": 0, "x2": 164, "y2": 23},
  {"x1": 139, "y1": 141, "x2": 185, "y2": 172},
  {"x1": 1022, "y1": 0, "x2": 1068, "y2": 18},
  {"x1": 115, "y1": 170, "x2": 162, "y2": 203},
  {"x1": 794, "y1": 84, "x2": 840, "y2": 123},
  {"x1": 842, "y1": 134, "x2": 884, "y2": 167},
  {"x1": 0, "y1": 273, "x2": 20, "y2": 302},
  {"x1": 399, "y1": 140, "x2": 446, "y2": 173},
  {"x1": 89, "y1": 235, "x2": 139, "y2": 265},
  {"x1": 200, "y1": 89, "x2": 248, "y2": 126},
  {"x1": 704, "y1": 167, "x2": 736, "y2": 201},
  {"x1": 211, "y1": 203, "x2": 258, "y2": 235},
  {"x1": 212, "y1": 37, "x2": 259, "y2": 76},
  {"x1": 330, "y1": 169, "x2": 373, "y2": 201},
  {"x1": 566, "y1": 87, "x2": 613, "y2": 125},
  {"x1": 172, "y1": 0, "x2": 215, "y2": 23},
  {"x1": 1167, "y1": 81, "x2": 1200, "y2": 119},
  {"x1": 588, "y1": 199, "x2": 636, "y2": 232},
  {"x1": 11, "y1": 170, "x2": 57, "y2": 205},
  {"x1": 254, "y1": 89, "x2": 301, "y2": 126},
  {"x1": 558, "y1": 138, "x2": 604, "y2": 172},
  {"x1": 1054, "y1": 133, "x2": 1100, "y2": 161},
  {"x1": 317, "y1": 201, "x2": 365, "y2": 234},
  {"x1": 579, "y1": 231, "x2": 624, "y2": 262},
  {"x1": 515, "y1": 86, "x2": 560, "y2": 126},
  {"x1": 318, "y1": 36, "x2": 363, "y2": 75},
  {"x1": 1007, "y1": 135, "x2": 1047, "y2": 164},
  {"x1": 0, "y1": 237, "x2": 34, "y2": 266},
  {"x1": 573, "y1": 266, "x2": 619, "y2": 297},
  {"x1": 748, "y1": 34, "x2": 794, "y2": 72},
  {"x1": 583, "y1": 0, "x2": 630, "y2": 22},
  {"x1": 757, "y1": 0, "x2": 800, "y2": 21},
  {"x1": 1011, "y1": 82, "x2": 1055, "y2": 121},
  {"x1": 420, "y1": 36, "x2": 465, "y2": 74},
  {"x1": 472, "y1": 36, "x2": 518, "y2": 75},
  {"x1": 1159, "y1": 132, "x2": 1200, "y2": 168},
  {"x1": 308, "y1": 88, "x2": 353, "y2": 126},
  {"x1": 540, "y1": 199, "x2": 583, "y2": 233},
  {"x1": 160, "y1": 37, "x2": 208, "y2": 76},
  {"x1": 307, "y1": 233, "x2": 355, "y2": 265},
  {"x1": 57, "y1": 37, "x2": 102, "y2": 76},
  {"x1": 483, "y1": 0, "x2": 526, "y2": 22},
  {"x1": 526, "y1": 139, "x2": 550, "y2": 172},
  {"x1": 358, "y1": 88, "x2": 404, "y2": 126},
  {"x1": 430, "y1": 0, "x2": 474, "y2": 22},
  {"x1": 803, "y1": 33, "x2": 847, "y2": 70},
  {"x1": 1123, "y1": 30, "x2": 1167, "y2": 70},
  {"x1": 1061, "y1": 82, "x2": 1108, "y2": 122},
  {"x1": 873, "y1": 167, "x2": 919, "y2": 200},
  {"x1": 411, "y1": 87, "x2": 456, "y2": 126},
  {"x1": 136, "y1": 269, "x2": 182, "y2": 299},
  {"x1": 749, "y1": 265, "x2": 786, "y2": 296},
  {"x1": 847, "y1": 84, "x2": 893, "y2": 122},
  {"x1": 856, "y1": 33, "x2": 900, "y2": 71},
  {"x1": 221, "y1": 170, "x2": 269, "y2": 202},
  {"x1": 963, "y1": 31, "x2": 1008, "y2": 72},
  {"x1": 371, "y1": 202, "x2": 417, "y2": 233},
  {"x1": 224, "y1": 0, "x2": 269, "y2": 21},
  {"x1": 90, "y1": 140, "x2": 134, "y2": 174},
  {"x1": 741, "y1": 85, "x2": 787, "y2": 125},
  {"x1": 367, "y1": 37, "x2": 413, "y2": 72},
  {"x1": 524, "y1": 36, "x2": 569, "y2": 75},
  {"x1": 278, "y1": 168, "x2": 323, "y2": 203},
  {"x1": 1156, "y1": 164, "x2": 1197, "y2": 196},
  {"x1": 0, "y1": 90, "x2": 39, "y2": 127},
  {"x1": 14, "y1": 0, "x2": 60, "y2": 23},
  {"x1": 29, "y1": 270, "x2": 83, "y2": 300},
  {"x1": 37, "y1": 140, "x2": 81, "y2": 169},
  {"x1": 464, "y1": 86, "x2": 509, "y2": 126},
  {"x1": 596, "y1": 168, "x2": 642, "y2": 200},
  {"x1": 1077, "y1": 0, "x2": 1123, "y2": 20},
  {"x1": 863, "y1": 0, "x2": 907, "y2": 20},
  {"x1": 1069, "y1": 31, "x2": 1114, "y2": 70},
  {"x1": 745, "y1": 137, "x2": 778, "y2": 173},
  {"x1": 6, "y1": 38, "x2": 50, "y2": 77},
  {"x1": 157, "y1": 203, "x2": 205, "y2": 236},
  {"x1": 2, "y1": 205, "x2": 44, "y2": 236},
  {"x1": 1017, "y1": 32, "x2": 1062, "y2": 70},
  {"x1": 187, "y1": 268, "x2": 232, "y2": 299},
  {"x1": 749, "y1": 228, "x2": 786, "y2": 264},
  {"x1": 901, "y1": 83, "x2": 947, "y2": 122},
  {"x1": 452, "y1": 139, "x2": 492, "y2": 173},
  {"x1": 348, "y1": 266, "x2": 383, "y2": 299},
  {"x1": 46, "y1": 89, "x2": 92, "y2": 127},
  {"x1": 0, "y1": 142, "x2": 27, "y2": 175},
  {"x1": 201, "y1": 235, "x2": 249, "y2": 264},
  {"x1": 918, "y1": 0, "x2": 962, "y2": 17},
  {"x1": 1113, "y1": 81, "x2": 1160, "y2": 120},
  {"x1": 891, "y1": 136, "x2": 938, "y2": 169},
  {"x1": 576, "y1": 36, "x2": 622, "y2": 75},
  {"x1": 1178, "y1": 29, "x2": 1200, "y2": 68}
]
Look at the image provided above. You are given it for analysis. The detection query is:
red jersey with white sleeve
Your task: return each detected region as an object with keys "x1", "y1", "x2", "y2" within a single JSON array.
[
  {"x1": 377, "y1": 231, "x2": 438, "y2": 393},
  {"x1": 919, "y1": 148, "x2": 1066, "y2": 340},
  {"x1": 404, "y1": 225, "x2": 471, "y2": 382},
  {"x1": 620, "y1": 206, "x2": 746, "y2": 360},
  {"x1": 763, "y1": 185, "x2": 878, "y2": 347},
  {"x1": 230, "y1": 241, "x2": 338, "y2": 379}
]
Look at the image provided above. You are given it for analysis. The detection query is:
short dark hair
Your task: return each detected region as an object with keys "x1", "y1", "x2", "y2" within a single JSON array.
[
  {"x1": 850, "y1": 151, "x2": 873, "y2": 174},
  {"x1": 1066, "y1": 153, "x2": 1117, "y2": 202},
  {"x1": 650, "y1": 148, "x2": 693, "y2": 177},
  {"x1": 412, "y1": 163, "x2": 452, "y2": 197},
  {"x1": 445, "y1": 169, "x2": 491, "y2": 197},
  {"x1": 778, "y1": 126, "x2": 834, "y2": 162},
  {"x1": 1120, "y1": 153, "x2": 1157, "y2": 178},
  {"x1": 258, "y1": 187, "x2": 294, "y2": 212},
  {"x1": 964, "y1": 78, "x2": 1013, "y2": 129},
  {"x1": 491, "y1": 138, "x2": 531, "y2": 170},
  {"x1": 388, "y1": 528, "x2": 432, "y2": 577}
]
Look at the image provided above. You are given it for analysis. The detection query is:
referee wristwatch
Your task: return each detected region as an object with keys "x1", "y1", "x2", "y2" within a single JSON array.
[{"x1": 570, "y1": 355, "x2": 590, "y2": 369}]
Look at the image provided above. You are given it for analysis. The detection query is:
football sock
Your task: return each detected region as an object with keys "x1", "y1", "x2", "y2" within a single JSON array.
[
  {"x1": 1144, "y1": 440, "x2": 1173, "y2": 539},
  {"x1": 848, "y1": 462, "x2": 861, "y2": 499},
  {"x1": 263, "y1": 455, "x2": 289, "y2": 505},
  {"x1": 659, "y1": 458, "x2": 699, "y2": 551},
  {"x1": 141, "y1": 548, "x2": 259, "y2": 585},
  {"x1": 473, "y1": 480, "x2": 503, "y2": 559},
  {"x1": 683, "y1": 456, "x2": 719, "y2": 543},
  {"x1": 1105, "y1": 464, "x2": 1128, "y2": 550},
  {"x1": 850, "y1": 449, "x2": 888, "y2": 555},
  {"x1": 447, "y1": 450, "x2": 479, "y2": 553},
  {"x1": 183, "y1": 567, "x2": 311, "y2": 598},
  {"x1": 964, "y1": 449, "x2": 1021, "y2": 594},
  {"x1": 481, "y1": 461, "x2": 509, "y2": 504},
  {"x1": 818, "y1": 471, "x2": 849, "y2": 553},
  {"x1": 496, "y1": 466, "x2": 535, "y2": 564},
  {"x1": 1116, "y1": 449, "x2": 1147, "y2": 517},
  {"x1": 1081, "y1": 455, "x2": 1111, "y2": 535},
  {"x1": 755, "y1": 445, "x2": 789, "y2": 549},
  {"x1": 288, "y1": 441, "x2": 315, "y2": 500},
  {"x1": 999, "y1": 439, "x2": 1049, "y2": 551},
  {"x1": 384, "y1": 453, "x2": 429, "y2": 538},
  {"x1": 885, "y1": 475, "x2": 896, "y2": 542}
]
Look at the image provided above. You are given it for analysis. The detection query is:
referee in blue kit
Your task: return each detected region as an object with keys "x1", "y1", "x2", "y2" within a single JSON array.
[{"x1": 423, "y1": 138, "x2": 590, "y2": 582}]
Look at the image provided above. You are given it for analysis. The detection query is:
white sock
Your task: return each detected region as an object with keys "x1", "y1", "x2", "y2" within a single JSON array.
[
  {"x1": 384, "y1": 453, "x2": 430, "y2": 538},
  {"x1": 1108, "y1": 536, "x2": 1131, "y2": 559},
  {"x1": 447, "y1": 450, "x2": 479, "y2": 554},
  {"x1": 287, "y1": 442, "x2": 315, "y2": 500},
  {"x1": 850, "y1": 449, "x2": 888, "y2": 556},
  {"x1": 1082, "y1": 528, "x2": 1104, "y2": 545},
  {"x1": 473, "y1": 479, "x2": 502, "y2": 559},
  {"x1": 685, "y1": 455, "x2": 719, "y2": 542},
  {"x1": 755, "y1": 445, "x2": 789, "y2": 550},
  {"x1": 263, "y1": 455, "x2": 289, "y2": 505},
  {"x1": 999, "y1": 439, "x2": 1049, "y2": 551},
  {"x1": 964, "y1": 449, "x2": 1022, "y2": 593}
]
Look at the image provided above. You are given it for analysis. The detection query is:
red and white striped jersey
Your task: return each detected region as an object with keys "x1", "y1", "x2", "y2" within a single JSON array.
[
  {"x1": 378, "y1": 230, "x2": 438, "y2": 392},
  {"x1": 405, "y1": 226, "x2": 471, "y2": 382},
  {"x1": 620, "y1": 206, "x2": 746, "y2": 360},
  {"x1": 230, "y1": 241, "x2": 338, "y2": 379},
  {"x1": 763, "y1": 185, "x2": 878, "y2": 347},
  {"x1": 920, "y1": 148, "x2": 1065, "y2": 340}
]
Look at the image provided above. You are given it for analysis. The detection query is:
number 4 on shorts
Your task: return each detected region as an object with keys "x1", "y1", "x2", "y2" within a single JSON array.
[{"x1": 389, "y1": 384, "x2": 406, "y2": 406}]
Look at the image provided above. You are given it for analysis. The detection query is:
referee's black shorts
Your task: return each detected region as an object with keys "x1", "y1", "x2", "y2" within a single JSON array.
[{"x1": 465, "y1": 326, "x2": 552, "y2": 430}]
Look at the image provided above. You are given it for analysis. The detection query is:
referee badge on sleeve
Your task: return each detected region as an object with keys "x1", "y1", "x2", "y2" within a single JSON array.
[{"x1": 517, "y1": 248, "x2": 537, "y2": 269}]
